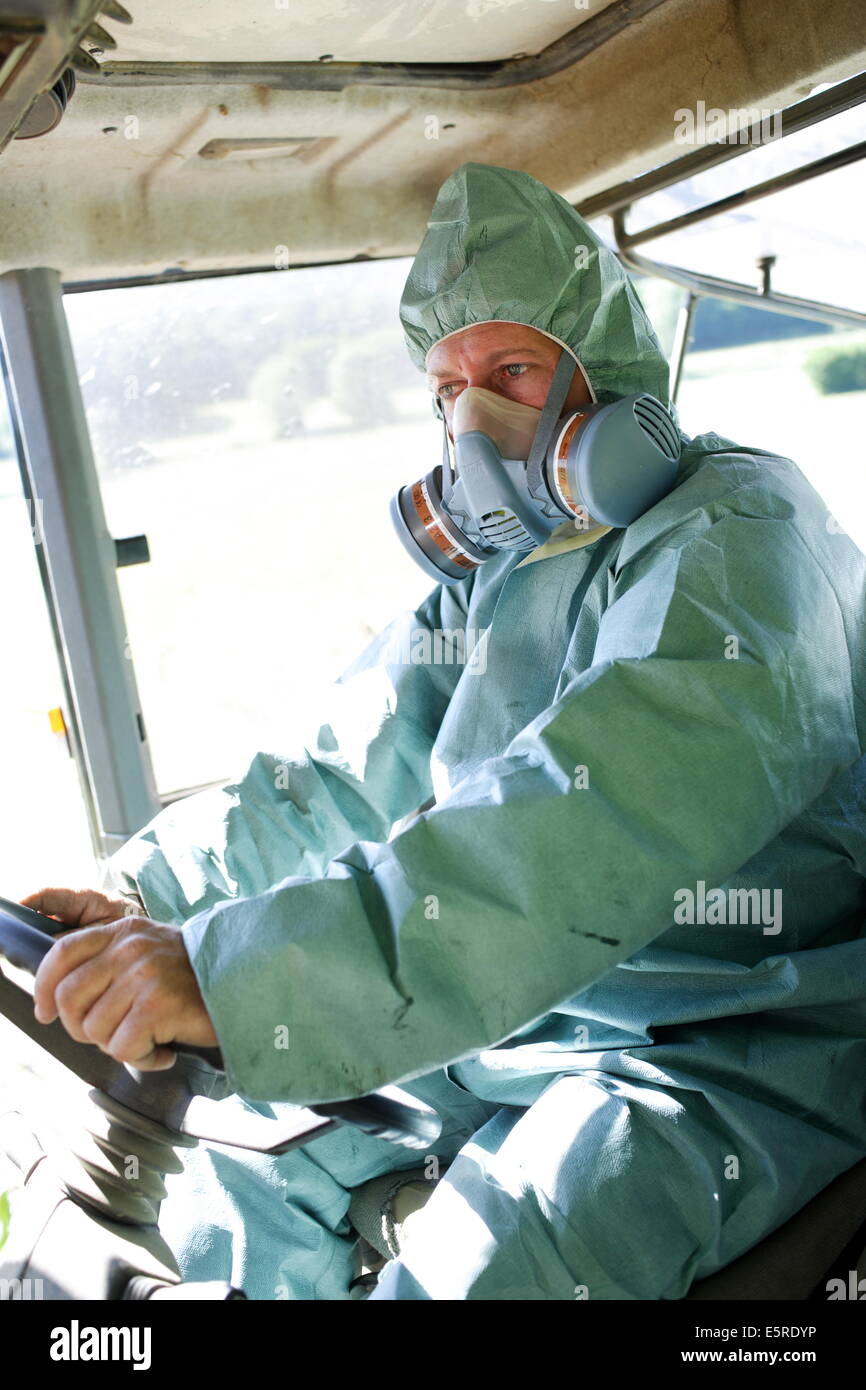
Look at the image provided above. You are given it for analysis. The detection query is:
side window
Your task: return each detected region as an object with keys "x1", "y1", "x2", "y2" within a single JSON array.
[
  {"x1": 0, "y1": 388, "x2": 96, "y2": 894},
  {"x1": 590, "y1": 89, "x2": 866, "y2": 554},
  {"x1": 63, "y1": 259, "x2": 436, "y2": 798},
  {"x1": 676, "y1": 300, "x2": 866, "y2": 551}
]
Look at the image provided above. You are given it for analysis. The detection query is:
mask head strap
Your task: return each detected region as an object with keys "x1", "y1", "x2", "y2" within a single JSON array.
[
  {"x1": 440, "y1": 413, "x2": 454, "y2": 501},
  {"x1": 525, "y1": 349, "x2": 577, "y2": 500}
]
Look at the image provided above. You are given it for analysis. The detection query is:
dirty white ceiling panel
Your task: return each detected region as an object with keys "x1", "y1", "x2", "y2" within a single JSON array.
[
  {"x1": 0, "y1": 0, "x2": 863, "y2": 281},
  {"x1": 98, "y1": 0, "x2": 618, "y2": 65}
]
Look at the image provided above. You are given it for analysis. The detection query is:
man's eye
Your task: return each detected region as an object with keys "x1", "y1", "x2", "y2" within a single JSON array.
[
  {"x1": 501, "y1": 363, "x2": 528, "y2": 378},
  {"x1": 438, "y1": 383, "x2": 459, "y2": 398}
]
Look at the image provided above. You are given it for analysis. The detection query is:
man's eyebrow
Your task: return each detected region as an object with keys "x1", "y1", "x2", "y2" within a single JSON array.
[{"x1": 427, "y1": 345, "x2": 549, "y2": 378}]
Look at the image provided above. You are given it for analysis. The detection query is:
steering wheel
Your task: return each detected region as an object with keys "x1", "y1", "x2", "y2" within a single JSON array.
[{"x1": 0, "y1": 896, "x2": 441, "y2": 1150}]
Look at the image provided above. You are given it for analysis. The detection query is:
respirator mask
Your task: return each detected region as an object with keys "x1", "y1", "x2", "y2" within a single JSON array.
[{"x1": 391, "y1": 348, "x2": 681, "y2": 586}]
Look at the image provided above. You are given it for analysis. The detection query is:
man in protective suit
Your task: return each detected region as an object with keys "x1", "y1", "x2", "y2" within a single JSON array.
[{"x1": 28, "y1": 162, "x2": 866, "y2": 1300}]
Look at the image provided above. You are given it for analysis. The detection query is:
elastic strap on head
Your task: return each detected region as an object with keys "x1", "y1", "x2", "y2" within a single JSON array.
[
  {"x1": 525, "y1": 349, "x2": 576, "y2": 501},
  {"x1": 440, "y1": 415, "x2": 455, "y2": 502}
]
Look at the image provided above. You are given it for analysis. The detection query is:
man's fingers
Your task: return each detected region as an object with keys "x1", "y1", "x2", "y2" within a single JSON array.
[
  {"x1": 107, "y1": 1004, "x2": 178, "y2": 1071},
  {"x1": 75, "y1": 973, "x2": 137, "y2": 1050},
  {"x1": 123, "y1": 1045, "x2": 178, "y2": 1073},
  {"x1": 33, "y1": 923, "x2": 119, "y2": 1023},
  {"x1": 52, "y1": 958, "x2": 121, "y2": 1043},
  {"x1": 135, "y1": 1049, "x2": 178, "y2": 1072},
  {"x1": 27, "y1": 913, "x2": 213, "y2": 1070},
  {"x1": 21, "y1": 888, "x2": 131, "y2": 928},
  {"x1": 20, "y1": 887, "x2": 90, "y2": 924}
]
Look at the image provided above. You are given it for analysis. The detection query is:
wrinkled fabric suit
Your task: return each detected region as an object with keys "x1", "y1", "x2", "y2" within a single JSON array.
[{"x1": 108, "y1": 163, "x2": 866, "y2": 1300}]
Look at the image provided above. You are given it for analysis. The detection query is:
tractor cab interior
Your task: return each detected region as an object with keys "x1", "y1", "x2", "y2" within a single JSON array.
[{"x1": 0, "y1": 0, "x2": 865, "y2": 1306}]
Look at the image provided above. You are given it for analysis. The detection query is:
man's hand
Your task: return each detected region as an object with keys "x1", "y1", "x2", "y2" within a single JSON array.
[
  {"x1": 21, "y1": 887, "x2": 141, "y2": 929},
  {"x1": 26, "y1": 889, "x2": 218, "y2": 1071}
]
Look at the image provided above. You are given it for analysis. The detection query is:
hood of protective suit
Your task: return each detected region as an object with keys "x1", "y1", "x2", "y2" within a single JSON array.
[{"x1": 399, "y1": 161, "x2": 671, "y2": 408}]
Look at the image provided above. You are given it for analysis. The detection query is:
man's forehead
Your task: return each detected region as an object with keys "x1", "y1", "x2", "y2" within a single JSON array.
[{"x1": 426, "y1": 325, "x2": 554, "y2": 375}]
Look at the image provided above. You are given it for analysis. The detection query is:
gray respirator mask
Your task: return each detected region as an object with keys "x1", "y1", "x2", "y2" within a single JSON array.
[{"x1": 391, "y1": 348, "x2": 681, "y2": 586}]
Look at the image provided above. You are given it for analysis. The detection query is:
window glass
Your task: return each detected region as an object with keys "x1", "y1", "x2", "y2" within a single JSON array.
[
  {"x1": 64, "y1": 260, "x2": 436, "y2": 795},
  {"x1": 0, "y1": 386, "x2": 97, "y2": 896},
  {"x1": 586, "y1": 218, "x2": 684, "y2": 362},
  {"x1": 587, "y1": 84, "x2": 866, "y2": 557},
  {"x1": 625, "y1": 90, "x2": 866, "y2": 312},
  {"x1": 677, "y1": 302, "x2": 866, "y2": 554}
]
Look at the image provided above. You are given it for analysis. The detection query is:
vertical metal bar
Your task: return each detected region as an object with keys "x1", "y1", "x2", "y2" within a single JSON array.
[
  {"x1": 669, "y1": 290, "x2": 700, "y2": 403},
  {"x1": 0, "y1": 267, "x2": 161, "y2": 852},
  {"x1": 0, "y1": 342, "x2": 103, "y2": 858}
]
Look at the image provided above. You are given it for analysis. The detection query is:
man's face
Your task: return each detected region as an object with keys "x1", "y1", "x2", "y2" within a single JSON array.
[{"x1": 425, "y1": 321, "x2": 593, "y2": 439}]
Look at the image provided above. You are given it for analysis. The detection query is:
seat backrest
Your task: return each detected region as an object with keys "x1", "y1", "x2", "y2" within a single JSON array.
[{"x1": 685, "y1": 1156, "x2": 866, "y2": 1300}]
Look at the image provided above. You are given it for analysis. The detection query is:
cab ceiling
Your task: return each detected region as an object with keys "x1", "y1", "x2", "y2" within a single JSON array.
[
  {"x1": 91, "y1": 0, "x2": 615, "y2": 64},
  {"x1": 0, "y1": 0, "x2": 863, "y2": 282}
]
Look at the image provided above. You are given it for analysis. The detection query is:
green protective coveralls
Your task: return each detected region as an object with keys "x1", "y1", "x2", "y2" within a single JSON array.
[{"x1": 108, "y1": 163, "x2": 866, "y2": 1300}]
